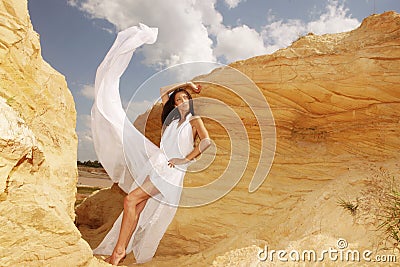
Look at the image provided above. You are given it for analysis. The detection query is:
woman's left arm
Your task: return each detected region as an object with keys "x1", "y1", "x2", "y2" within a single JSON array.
[
  {"x1": 167, "y1": 116, "x2": 211, "y2": 167},
  {"x1": 185, "y1": 116, "x2": 211, "y2": 161}
]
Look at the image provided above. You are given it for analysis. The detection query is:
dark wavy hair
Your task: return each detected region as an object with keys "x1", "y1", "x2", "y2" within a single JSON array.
[{"x1": 161, "y1": 88, "x2": 195, "y2": 128}]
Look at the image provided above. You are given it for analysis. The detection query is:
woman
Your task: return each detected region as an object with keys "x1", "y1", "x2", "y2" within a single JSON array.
[
  {"x1": 104, "y1": 82, "x2": 211, "y2": 265},
  {"x1": 91, "y1": 24, "x2": 211, "y2": 265}
]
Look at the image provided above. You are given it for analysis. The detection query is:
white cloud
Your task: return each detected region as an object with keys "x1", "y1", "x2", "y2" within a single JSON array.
[
  {"x1": 67, "y1": 0, "x2": 78, "y2": 7},
  {"x1": 192, "y1": 0, "x2": 268, "y2": 62},
  {"x1": 70, "y1": 0, "x2": 361, "y2": 67},
  {"x1": 263, "y1": 17, "x2": 305, "y2": 48},
  {"x1": 123, "y1": 99, "x2": 154, "y2": 122},
  {"x1": 224, "y1": 0, "x2": 246, "y2": 9},
  {"x1": 79, "y1": 114, "x2": 92, "y2": 129},
  {"x1": 76, "y1": 114, "x2": 96, "y2": 160},
  {"x1": 307, "y1": 1, "x2": 360, "y2": 34},
  {"x1": 193, "y1": 0, "x2": 224, "y2": 35},
  {"x1": 261, "y1": 0, "x2": 360, "y2": 54},
  {"x1": 262, "y1": 19, "x2": 306, "y2": 54},
  {"x1": 214, "y1": 25, "x2": 267, "y2": 62},
  {"x1": 266, "y1": 8, "x2": 276, "y2": 23},
  {"x1": 69, "y1": 0, "x2": 267, "y2": 66},
  {"x1": 73, "y1": 0, "x2": 216, "y2": 68},
  {"x1": 79, "y1": 84, "x2": 95, "y2": 100}
]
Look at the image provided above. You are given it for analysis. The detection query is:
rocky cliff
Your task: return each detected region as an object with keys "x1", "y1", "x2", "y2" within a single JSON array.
[
  {"x1": 78, "y1": 11, "x2": 400, "y2": 266},
  {"x1": 0, "y1": 0, "x2": 107, "y2": 266}
]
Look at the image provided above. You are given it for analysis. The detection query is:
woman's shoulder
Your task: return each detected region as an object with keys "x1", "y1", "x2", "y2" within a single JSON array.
[{"x1": 188, "y1": 115, "x2": 205, "y2": 127}]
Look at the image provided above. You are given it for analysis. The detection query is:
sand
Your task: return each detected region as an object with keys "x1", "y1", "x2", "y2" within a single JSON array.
[{"x1": 77, "y1": 166, "x2": 113, "y2": 188}]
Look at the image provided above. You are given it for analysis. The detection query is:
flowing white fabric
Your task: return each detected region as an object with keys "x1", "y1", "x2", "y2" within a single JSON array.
[{"x1": 91, "y1": 23, "x2": 194, "y2": 263}]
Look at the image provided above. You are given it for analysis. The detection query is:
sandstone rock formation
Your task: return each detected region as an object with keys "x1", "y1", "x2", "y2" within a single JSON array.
[
  {"x1": 0, "y1": 0, "x2": 107, "y2": 266},
  {"x1": 77, "y1": 11, "x2": 400, "y2": 266}
]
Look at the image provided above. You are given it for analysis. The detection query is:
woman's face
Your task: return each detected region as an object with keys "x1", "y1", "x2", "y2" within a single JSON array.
[{"x1": 174, "y1": 91, "x2": 190, "y2": 112}]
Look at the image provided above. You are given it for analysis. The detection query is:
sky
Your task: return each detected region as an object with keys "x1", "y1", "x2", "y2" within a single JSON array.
[{"x1": 27, "y1": 0, "x2": 399, "y2": 161}]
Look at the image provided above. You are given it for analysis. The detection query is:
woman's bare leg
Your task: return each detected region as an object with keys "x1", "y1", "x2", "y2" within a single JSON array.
[
  {"x1": 129, "y1": 198, "x2": 148, "y2": 238},
  {"x1": 106, "y1": 176, "x2": 159, "y2": 265},
  {"x1": 104, "y1": 199, "x2": 147, "y2": 264}
]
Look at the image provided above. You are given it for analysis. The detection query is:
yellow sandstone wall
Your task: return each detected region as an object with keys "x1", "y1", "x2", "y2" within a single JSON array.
[{"x1": 0, "y1": 0, "x2": 107, "y2": 266}]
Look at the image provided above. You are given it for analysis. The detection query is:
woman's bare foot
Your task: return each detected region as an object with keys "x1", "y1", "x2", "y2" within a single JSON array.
[{"x1": 104, "y1": 250, "x2": 126, "y2": 265}]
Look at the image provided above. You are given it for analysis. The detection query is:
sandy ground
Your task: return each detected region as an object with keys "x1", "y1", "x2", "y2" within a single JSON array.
[{"x1": 77, "y1": 167, "x2": 113, "y2": 188}]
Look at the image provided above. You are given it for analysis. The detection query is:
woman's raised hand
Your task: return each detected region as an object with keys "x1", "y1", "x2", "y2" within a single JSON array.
[{"x1": 187, "y1": 82, "x2": 201, "y2": 93}]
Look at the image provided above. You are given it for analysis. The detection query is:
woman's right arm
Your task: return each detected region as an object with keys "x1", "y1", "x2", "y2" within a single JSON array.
[{"x1": 160, "y1": 81, "x2": 199, "y2": 105}]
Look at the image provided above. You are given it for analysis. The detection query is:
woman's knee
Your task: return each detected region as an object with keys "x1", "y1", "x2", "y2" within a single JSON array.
[{"x1": 124, "y1": 194, "x2": 140, "y2": 209}]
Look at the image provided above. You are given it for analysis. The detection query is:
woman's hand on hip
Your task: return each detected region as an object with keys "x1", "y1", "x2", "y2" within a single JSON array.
[{"x1": 168, "y1": 157, "x2": 190, "y2": 168}]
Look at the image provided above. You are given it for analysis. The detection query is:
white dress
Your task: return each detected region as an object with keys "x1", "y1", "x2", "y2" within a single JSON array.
[{"x1": 91, "y1": 24, "x2": 194, "y2": 263}]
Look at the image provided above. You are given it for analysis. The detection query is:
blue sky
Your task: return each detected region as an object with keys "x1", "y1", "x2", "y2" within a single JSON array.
[{"x1": 28, "y1": 0, "x2": 399, "y2": 160}]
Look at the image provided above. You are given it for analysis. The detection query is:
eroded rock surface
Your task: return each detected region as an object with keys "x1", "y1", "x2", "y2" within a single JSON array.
[{"x1": 0, "y1": 0, "x2": 107, "y2": 266}]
